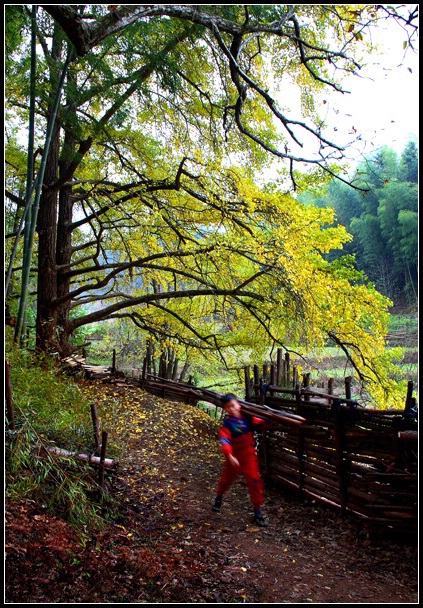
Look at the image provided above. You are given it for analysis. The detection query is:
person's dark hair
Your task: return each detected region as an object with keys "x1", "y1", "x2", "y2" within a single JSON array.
[{"x1": 221, "y1": 393, "x2": 238, "y2": 406}]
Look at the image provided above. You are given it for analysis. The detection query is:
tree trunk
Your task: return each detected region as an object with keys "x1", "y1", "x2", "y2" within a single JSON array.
[
  {"x1": 35, "y1": 131, "x2": 60, "y2": 352},
  {"x1": 55, "y1": 182, "x2": 74, "y2": 355},
  {"x1": 56, "y1": 79, "x2": 77, "y2": 355},
  {"x1": 35, "y1": 27, "x2": 63, "y2": 353}
]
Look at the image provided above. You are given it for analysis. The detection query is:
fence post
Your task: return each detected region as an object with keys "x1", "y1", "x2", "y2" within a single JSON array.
[
  {"x1": 344, "y1": 376, "x2": 352, "y2": 400},
  {"x1": 98, "y1": 431, "x2": 108, "y2": 490},
  {"x1": 253, "y1": 365, "x2": 260, "y2": 397},
  {"x1": 244, "y1": 366, "x2": 251, "y2": 401},
  {"x1": 404, "y1": 380, "x2": 414, "y2": 413},
  {"x1": 5, "y1": 361, "x2": 15, "y2": 431},
  {"x1": 303, "y1": 373, "x2": 311, "y2": 402},
  {"x1": 261, "y1": 426, "x2": 270, "y2": 479},
  {"x1": 90, "y1": 402, "x2": 101, "y2": 454},
  {"x1": 259, "y1": 378, "x2": 265, "y2": 406},
  {"x1": 111, "y1": 349, "x2": 116, "y2": 376},
  {"x1": 284, "y1": 352, "x2": 290, "y2": 386},
  {"x1": 263, "y1": 364, "x2": 269, "y2": 383},
  {"x1": 333, "y1": 403, "x2": 347, "y2": 511},
  {"x1": 270, "y1": 364, "x2": 276, "y2": 386},
  {"x1": 276, "y1": 348, "x2": 283, "y2": 386},
  {"x1": 297, "y1": 425, "x2": 305, "y2": 493},
  {"x1": 295, "y1": 383, "x2": 302, "y2": 414},
  {"x1": 294, "y1": 383, "x2": 305, "y2": 492},
  {"x1": 327, "y1": 377, "x2": 334, "y2": 404},
  {"x1": 292, "y1": 366, "x2": 298, "y2": 389}
]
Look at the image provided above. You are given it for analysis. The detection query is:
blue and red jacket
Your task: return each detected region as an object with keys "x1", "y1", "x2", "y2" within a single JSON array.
[{"x1": 219, "y1": 414, "x2": 265, "y2": 456}]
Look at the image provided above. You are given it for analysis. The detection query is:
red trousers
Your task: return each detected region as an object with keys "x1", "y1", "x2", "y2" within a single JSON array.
[{"x1": 216, "y1": 446, "x2": 264, "y2": 509}]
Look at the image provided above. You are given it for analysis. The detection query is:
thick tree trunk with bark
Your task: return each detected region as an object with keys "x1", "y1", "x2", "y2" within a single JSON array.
[
  {"x1": 55, "y1": 184, "x2": 74, "y2": 355},
  {"x1": 35, "y1": 132, "x2": 60, "y2": 352},
  {"x1": 56, "y1": 98, "x2": 77, "y2": 355},
  {"x1": 35, "y1": 28, "x2": 63, "y2": 353}
]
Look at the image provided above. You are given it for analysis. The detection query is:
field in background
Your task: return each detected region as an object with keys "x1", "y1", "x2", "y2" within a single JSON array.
[{"x1": 84, "y1": 311, "x2": 418, "y2": 407}]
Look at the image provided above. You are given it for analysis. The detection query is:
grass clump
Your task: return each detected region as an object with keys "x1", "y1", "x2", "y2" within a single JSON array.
[{"x1": 5, "y1": 332, "x2": 115, "y2": 529}]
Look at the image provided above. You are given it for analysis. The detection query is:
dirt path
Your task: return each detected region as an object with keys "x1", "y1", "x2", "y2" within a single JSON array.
[{"x1": 5, "y1": 383, "x2": 418, "y2": 603}]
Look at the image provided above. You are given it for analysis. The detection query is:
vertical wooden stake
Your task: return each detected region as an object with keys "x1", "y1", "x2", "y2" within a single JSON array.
[
  {"x1": 253, "y1": 365, "x2": 260, "y2": 397},
  {"x1": 292, "y1": 365, "x2": 298, "y2": 388},
  {"x1": 262, "y1": 427, "x2": 270, "y2": 478},
  {"x1": 291, "y1": 366, "x2": 296, "y2": 389},
  {"x1": 90, "y1": 402, "x2": 101, "y2": 454},
  {"x1": 295, "y1": 383, "x2": 302, "y2": 415},
  {"x1": 98, "y1": 431, "x2": 108, "y2": 490},
  {"x1": 297, "y1": 424, "x2": 305, "y2": 493},
  {"x1": 259, "y1": 378, "x2": 265, "y2": 407},
  {"x1": 263, "y1": 364, "x2": 269, "y2": 383},
  {"x1": 244, "y1": 366, "x2": 251, "y2": 401},
  {"x1": 344, "y1": 376, "x2": 352, "y2": 400},
  {"x1": 270, "y1": 364, "x2": 276, "y2": 386},
  {"x1": 5, "y1": 361, "x2": 15, "y2": 431},
  {"x1": 404, "y1": 380, "x2": 414, "y2": 413},
  {"x1": 327, "y1": 377, "x2": 334, "y2": 404},
  {"x1": 333, "y1": 405, "x2": 347, "y2": 511},
  {"x1": 276, "y1": 348, "x2": 283, "y2": 386},
  {"x1": 303, "y1": 373, "x2": 311, "y2": 402},
  {"x1": 284, "y1": 352, "x2": 290, "y2": 386}
]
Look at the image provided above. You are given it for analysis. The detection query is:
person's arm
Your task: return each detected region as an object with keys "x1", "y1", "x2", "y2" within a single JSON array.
[
  {"x1": 252, "y1": 415, "x2": 278, "y2": 430},
  {"x1": 219, "y1": 426, "x2": 240, "y2": 467}
]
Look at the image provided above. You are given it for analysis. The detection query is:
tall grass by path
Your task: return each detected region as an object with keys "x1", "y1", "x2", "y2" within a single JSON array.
[{"x1": 5, "y1": 331, "x2": 117, "y2": 530}]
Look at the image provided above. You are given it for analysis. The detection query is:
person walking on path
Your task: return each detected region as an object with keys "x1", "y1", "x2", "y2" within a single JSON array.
[{"x1": 212, "y1": 393, "x2": 269, "y2": 526}]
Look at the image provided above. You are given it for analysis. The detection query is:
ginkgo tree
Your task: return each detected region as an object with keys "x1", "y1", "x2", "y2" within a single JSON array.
[{"x1": 5, "y1": 4, "x2": 417, "y2": 407}]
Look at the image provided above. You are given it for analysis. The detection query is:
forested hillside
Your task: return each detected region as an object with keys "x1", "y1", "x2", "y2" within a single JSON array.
[{"x1": 300, "y1": 141, "x2": 418, "y2": 306}]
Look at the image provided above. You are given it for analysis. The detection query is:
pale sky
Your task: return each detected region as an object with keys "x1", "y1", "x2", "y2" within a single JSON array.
[
  {"x1": 267, "y1": 10, "x2": 419, "y2": 178},
  {"x1": 327, "y1": 15, "x2": 419, "y2": 161}
]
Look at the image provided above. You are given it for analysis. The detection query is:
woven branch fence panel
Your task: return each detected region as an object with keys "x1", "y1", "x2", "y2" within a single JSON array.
[
  {"x1": 246, "y1": 382, "x2": 417, "y2": 533},
  {"x1": 138, "y1": 371, "x2": 417, "y2": 533}
]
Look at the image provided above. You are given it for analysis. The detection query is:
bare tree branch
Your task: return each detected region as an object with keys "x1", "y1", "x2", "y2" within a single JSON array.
[{"x1": 68, "y1": 286, "x2": 266, "y2": 332}]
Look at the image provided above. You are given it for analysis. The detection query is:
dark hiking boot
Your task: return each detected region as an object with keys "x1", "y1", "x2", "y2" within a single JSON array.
[
  {"x1": 254, "y1": 508, "x2": 269, "y2": 527},
  {"x1": 212, "y1": 495, "x2": 223, "y2": 512}
]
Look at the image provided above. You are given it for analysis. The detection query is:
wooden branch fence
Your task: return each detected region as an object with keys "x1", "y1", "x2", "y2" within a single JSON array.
[
  {"x1": 134, "y1": 350, "x2": 417, "y2": 534},
  {"x1": 60, "y1": 347, "x2": 418, "y2": 533}
]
